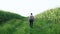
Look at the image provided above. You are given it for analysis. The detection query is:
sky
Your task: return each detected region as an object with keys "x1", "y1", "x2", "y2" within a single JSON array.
[{"x1": 0, "y1": 0, "x2": 60, "y2": 17}]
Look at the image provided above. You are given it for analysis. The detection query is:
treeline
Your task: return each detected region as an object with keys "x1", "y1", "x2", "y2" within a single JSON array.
[{"x1": 0, "y1": 10, "x2": 25, "y2": 23}]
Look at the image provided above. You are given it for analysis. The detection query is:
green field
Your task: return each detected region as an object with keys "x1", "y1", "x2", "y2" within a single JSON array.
[{"x1": 0, "y1": 8, "x2": 60, "y2": 34}]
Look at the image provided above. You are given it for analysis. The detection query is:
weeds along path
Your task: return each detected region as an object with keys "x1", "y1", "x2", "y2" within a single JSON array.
[{"x1": 0, "y1": 19, "x2": 27, "y2": 34}]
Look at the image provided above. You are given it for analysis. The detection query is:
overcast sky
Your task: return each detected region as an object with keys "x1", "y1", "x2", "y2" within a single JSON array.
[{"x1": 0, "y1": 0, "x2": 60, "y2": 17}]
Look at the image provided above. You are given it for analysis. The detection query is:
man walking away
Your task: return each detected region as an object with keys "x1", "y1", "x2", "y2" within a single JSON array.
[{"x1": 29, "y1": 13, "x2": 34, "y2": 28}]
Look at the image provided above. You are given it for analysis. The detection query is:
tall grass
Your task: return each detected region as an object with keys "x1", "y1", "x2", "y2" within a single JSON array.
[
  {"x1": 0, "y1": 10, "x2": 25, "y2": 24},
  {"x1": 0, "y1": 8, "x2": 60, "y2": 34},
  {"x1": 34, "y1": 8, "x2": 60, "y2": 34}
]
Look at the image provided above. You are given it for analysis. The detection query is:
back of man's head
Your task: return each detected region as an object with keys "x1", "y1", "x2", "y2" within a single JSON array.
[{"x1": 31, "y1": 13, "x2": 32, "y2": 15}]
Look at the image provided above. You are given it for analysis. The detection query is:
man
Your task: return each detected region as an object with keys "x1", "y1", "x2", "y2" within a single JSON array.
[{"x1": 29, "y1": 13, "x2": 34, "y2": 28}]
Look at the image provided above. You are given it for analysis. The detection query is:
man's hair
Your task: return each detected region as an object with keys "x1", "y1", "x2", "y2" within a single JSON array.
[{"x1": 31, "y1": 13, "x2": 32, "y2": 15}]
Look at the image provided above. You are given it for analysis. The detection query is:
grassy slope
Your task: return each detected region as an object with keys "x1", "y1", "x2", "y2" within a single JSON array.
[
  {"x1": 0, "y1": 10, "x2": 30, "y2": 34},
  {"x1": 0, "y1": 8, "x2": 60, "y2": 34},
  {"x1": 0, "y1": 10, "x2": 24, "y2": 23},
  {"x1": 0, "y1": 19, "x2": 30, "y2": 34},
  {"x1": 34, "y1": 8, "x2": 60, "y2": 34}
]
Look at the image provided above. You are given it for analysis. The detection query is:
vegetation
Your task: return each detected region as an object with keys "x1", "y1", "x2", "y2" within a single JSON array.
[
  {"x1": 34, "y1": 7, "x2": 60, "y2": 34},
  {"x1": 0, "y1": 10, "x2": 25, "y2": 23},
  {"x1": 0, "y1": 7, "x2": 60, "y2": 34}
]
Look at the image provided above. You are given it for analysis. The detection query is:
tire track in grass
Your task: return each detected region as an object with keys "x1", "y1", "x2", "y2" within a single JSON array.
[{"x1": 7, "y1": 19, "x2": 24, "y2": 34}]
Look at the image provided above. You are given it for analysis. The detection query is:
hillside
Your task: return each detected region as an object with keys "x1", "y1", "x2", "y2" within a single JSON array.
[
  {"x1": 0, "y1": 8, "x2": 60, "y2": 34},
  {"x1": 0, "y1": 10, "x2": 25, "y2": 24},
  {"x1": 34, "y1": 8, "x2": 60, "y2": 34},
  {"x1": 0, "y1": 10, "x2": 29, "y2": 34}
]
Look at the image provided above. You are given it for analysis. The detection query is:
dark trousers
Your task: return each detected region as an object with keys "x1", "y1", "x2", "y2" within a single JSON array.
[{"x1": 29, "y1": 19, "x2": 33, "y2": 28}]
